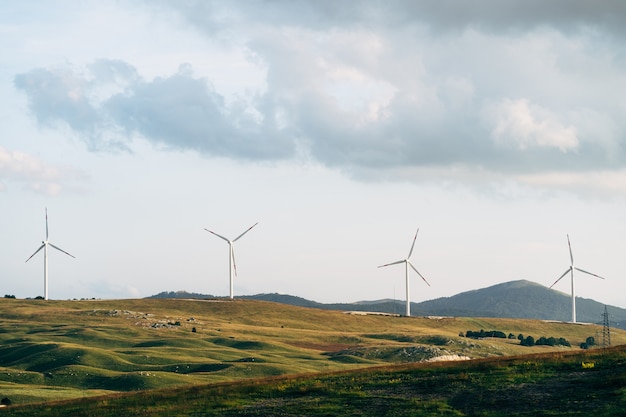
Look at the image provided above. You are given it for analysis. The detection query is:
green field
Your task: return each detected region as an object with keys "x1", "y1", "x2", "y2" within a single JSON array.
[{"x1": 0, "y1": 297, "x2": 624, "y2": 415}]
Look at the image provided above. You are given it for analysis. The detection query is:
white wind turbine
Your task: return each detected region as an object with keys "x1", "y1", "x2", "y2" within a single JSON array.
[
  {"x1": 550, "y1": 234, "x2": 605, "y2": 323},
  {"x1": 25, "y1": 208, "x2": 75, "y2": 300},
  {"x1": 204, "y1": 222, "x2": 258, "y2": 300},
  {"x1": 378, "y1": 227, "x2": 430, "y2": 317}
]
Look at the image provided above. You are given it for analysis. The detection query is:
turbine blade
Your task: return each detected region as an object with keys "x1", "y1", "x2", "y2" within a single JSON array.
[
  {"x1": 378, "y1": 259, "x2": 405, "y2": 268},
  {"x1": 204, "y1": 228, "x2": 230, "y2": 243},
  {"x1": 409, "y1": 261, "x2": 431, "y2": 287},
  {"x1": 233, "y1": 222, "x2": 258, "y2": 242},
  {"x1": 567, "y1": 234, "x2": 573, "y2": 265},
  {"x1": 574, "y1": 267, "x2": 605, "y2": 280},
  {"x1": 25, "y1": 244, "x2": 45, "y2": 263},
  {"x1": 407, "y1": 227, "x2": 419, "y2": 258},
  {"x1": 49, "y1": 243, "x2": 76, "y2": 258},
  {"x1": 231, "y1": 247, "x2": 238, "y2": 277},
  {"x1": 550, "y1": 267, "x2": 571, "y2": 288},
  {"x1": 45, "y1": 207, "x2": 49, "y2": 240}
]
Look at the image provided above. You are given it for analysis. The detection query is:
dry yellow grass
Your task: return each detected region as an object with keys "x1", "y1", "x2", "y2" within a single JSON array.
[{"x1": 0, "y1": 297, "x2": 623, "y2": 405}]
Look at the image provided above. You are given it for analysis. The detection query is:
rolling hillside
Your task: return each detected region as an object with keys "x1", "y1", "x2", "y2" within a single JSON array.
[
  {"x1": 2, "y1": 296, "x2": 625, "y2": 407},
  {"x1": 8, "y1": 346, "x2": 626, "y2": 416},
  {"x1": 151, "y1": 280, "x2": 626, "y2": 328}
]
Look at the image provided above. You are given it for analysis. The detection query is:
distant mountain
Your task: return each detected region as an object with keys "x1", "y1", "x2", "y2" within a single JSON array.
[
  {"x1": 150, "y1": 290, "x2": 211, "y2": 299},
  {"x1": 148, "y1": 280, "x2": 626, "y2": 329},
  {"x1": 411, "y1": 280, "x2": 626, "y2": 328}
]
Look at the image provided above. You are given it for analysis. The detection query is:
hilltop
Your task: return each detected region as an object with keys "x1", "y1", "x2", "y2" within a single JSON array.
[{"x1": 151, "y1": 280, "x2": 626, "y2": 329}]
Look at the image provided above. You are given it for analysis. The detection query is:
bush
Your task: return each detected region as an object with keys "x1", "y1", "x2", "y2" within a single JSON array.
[
  {"x1": 521, "y1": 336, "x2": 535, "y2": 346},
  {"x1": 3, "y1": 295, "x2": 15, "y2": 299}
]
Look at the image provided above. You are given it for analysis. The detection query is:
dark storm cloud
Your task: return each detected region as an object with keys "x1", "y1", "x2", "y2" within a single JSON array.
[{"x1": 163, "y1": 0, "x2": 626, "y2": 36}]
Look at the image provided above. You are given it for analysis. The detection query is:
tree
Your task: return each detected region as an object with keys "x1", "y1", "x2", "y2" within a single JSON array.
[
  {"x1": 558, "y1": 337, "x2": 571, "y2": 347},
  {"x1": 521, "y1": 336, "x2": 535, "y2": 346},
  {"x1": 586, "y1": 336, "x2": 595, "y2": 347}
]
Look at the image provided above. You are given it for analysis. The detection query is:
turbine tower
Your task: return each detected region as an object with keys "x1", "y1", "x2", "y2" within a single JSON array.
[
  {"x1": 204, "y1": 222, "x2": 258, "y2": 299},
  {"x1": 25, "y1": 208, "x2": 75, "y2": 300},
  {"x1": 378, "y1": 227, "x2": 430, "y2": 317},
  {"x1": 550, "y1": 234, "x2": 604, "y2": 323}
]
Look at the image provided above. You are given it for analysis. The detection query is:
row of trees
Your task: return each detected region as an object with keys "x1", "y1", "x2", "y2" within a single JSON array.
[
  {"x1": 463, "y1": 330, "x2": 572, "y2": 347},
  {"x1": 464, "y1": 330, "x2": 508, "y2": 339},
  {"x1": 519, "y1": 335, "x2": 571, "y2": 347}
]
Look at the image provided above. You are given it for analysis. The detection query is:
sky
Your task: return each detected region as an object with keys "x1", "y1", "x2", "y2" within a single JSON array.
[{"x1": 2, "y1": 1, "x2": 626, "y2": 310}]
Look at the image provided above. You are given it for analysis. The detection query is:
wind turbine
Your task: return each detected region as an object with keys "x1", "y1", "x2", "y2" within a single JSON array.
[
  {"x1": 550, "y1": 234, "x2": 605, "y2": 323},
  {"x1": 378, "y1": 227, "x2": 430, "y2": 317},
  {"x1": 25, "y1": 208, "x2": 75, "y2": 300},
  {"x1": 204, "y1": 222, "x2": 258, "y2": 300}
]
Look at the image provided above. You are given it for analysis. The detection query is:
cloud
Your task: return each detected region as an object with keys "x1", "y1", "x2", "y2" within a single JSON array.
[
  {"x1": 160, "y1": 1, "x2": 626, "y2": 37},
  {"x1": 13, "y1": 62, "x2": 128, "y2": 151},
  {"x1": 487, "y1": 98, "x2": 579, "y2": 152},
  {"x1": 15, "y1": 61, "x2": 295, "y2": 160},
  {"x1": 0, "y1": 146, "x2": 87, "y2": 195},
  {"x1": 105, "y1": 64, "x2": 294, "y2": 160},
  {"x1": 13, "y1": 2, "x2": 626, "y2": 191},
  {"x1": 517, "y1": 169, "x2": 626, "y2": 198}
]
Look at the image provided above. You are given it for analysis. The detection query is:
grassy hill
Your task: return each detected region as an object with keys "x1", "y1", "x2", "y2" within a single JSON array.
[
  {"x1": 6, "y1": 344, "x2": 626, "y2": 416},
  {"x1": 0, "y1": 297, "x2": 625, "y2": 411}
]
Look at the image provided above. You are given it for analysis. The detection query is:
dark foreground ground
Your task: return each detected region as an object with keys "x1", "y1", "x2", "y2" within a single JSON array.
[{"x1": 3, "y1": 345, "x2": 626, "y2": 416}]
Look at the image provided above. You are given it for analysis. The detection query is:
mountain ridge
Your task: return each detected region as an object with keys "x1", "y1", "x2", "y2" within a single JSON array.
[{"x1": 149, "y1": 280, "x2": 626, "y2": 329}]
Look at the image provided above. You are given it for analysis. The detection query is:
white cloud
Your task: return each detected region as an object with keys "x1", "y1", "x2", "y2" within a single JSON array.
[
  {"x1": 517, "y1": 169, "x2": 626, "y2": 197},
  {"x1": 0, "y1": 146, "x2": 86, "y2": 195},
  {"x1": 488, "y1": 98, "x2": 579, "y2": 152}
]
